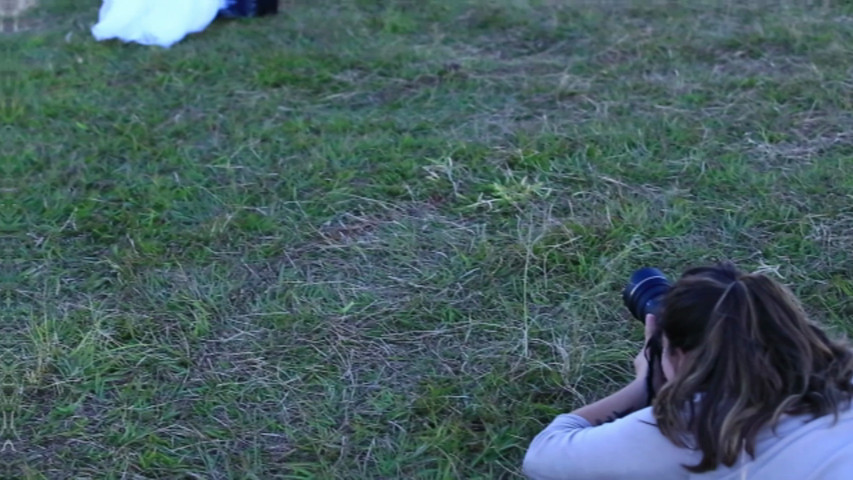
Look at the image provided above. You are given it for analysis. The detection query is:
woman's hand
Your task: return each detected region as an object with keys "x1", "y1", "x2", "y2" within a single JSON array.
[
  {"x1": 633, "y1": 313, "x2": 657, "y2": 381},
  {"x1": 568, "y1": 314, "x2": 660, "y2": 423},
  {"x1": 633, "y1": 313, "x2": 667, "y2": 403}
]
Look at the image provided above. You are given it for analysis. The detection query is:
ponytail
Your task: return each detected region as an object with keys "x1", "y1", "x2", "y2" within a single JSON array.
[{"x1": 653, "y1": 263, "x2": 853, "y2": 472}]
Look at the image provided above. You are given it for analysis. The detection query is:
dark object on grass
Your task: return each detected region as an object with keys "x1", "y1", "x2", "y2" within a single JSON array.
[{"x1": 219, "y1": 0, "x2": 278, "y2": 18}]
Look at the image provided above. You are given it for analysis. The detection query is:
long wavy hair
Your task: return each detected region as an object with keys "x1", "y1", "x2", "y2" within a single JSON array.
[{"x1": 652, "y1": 262, "x2": 853, "y2": 472}]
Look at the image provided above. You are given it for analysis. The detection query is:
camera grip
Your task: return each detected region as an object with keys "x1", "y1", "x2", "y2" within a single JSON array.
[{"x1": 643, "y1": 334, "x2": 666, "y2": 405}]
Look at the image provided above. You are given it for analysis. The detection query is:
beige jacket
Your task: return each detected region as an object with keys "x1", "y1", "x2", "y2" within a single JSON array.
[{"x1": 523, "y1": 400, "x2": 853, "y2": 479}]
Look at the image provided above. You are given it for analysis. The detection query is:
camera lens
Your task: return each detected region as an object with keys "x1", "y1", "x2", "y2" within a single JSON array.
[{"x1": 622, "y1": 267, "x2": 671, "y2": 323}]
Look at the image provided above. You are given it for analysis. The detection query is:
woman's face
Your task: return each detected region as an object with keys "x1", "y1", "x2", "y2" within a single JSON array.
[{"x1": 661, "y1": 335, "x2": 686, "y2": 382}]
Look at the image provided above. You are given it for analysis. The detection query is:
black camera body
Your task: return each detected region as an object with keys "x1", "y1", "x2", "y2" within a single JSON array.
[
  {"x1": 623, "y1": 267, "x2": 671, "y2": 404},
  {"x1": 622, "y1": 267, "x2": 671, "y2": 323},
  {"x1": 219, "y1": 0, "x2": 279, "y2": 18}
]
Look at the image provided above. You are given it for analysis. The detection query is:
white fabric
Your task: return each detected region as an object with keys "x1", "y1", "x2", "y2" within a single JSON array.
[
  {"x1": 523, "y1": 401, "x2": 853, "y2": 480},
  {"x1": 92, "y1": 0, "x2": 227, "y2": 48}
]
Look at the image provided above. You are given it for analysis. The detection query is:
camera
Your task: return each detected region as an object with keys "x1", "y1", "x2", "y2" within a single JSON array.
[
  {"x1": 622, "y1": 267, "x2": 671, "y2": 323},
  {"x1": 623, "y1": 267, "x2": 671, "y2": 404}
]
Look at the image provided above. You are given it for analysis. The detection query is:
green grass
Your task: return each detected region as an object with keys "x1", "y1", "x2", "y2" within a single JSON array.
[{"x1": 6, "y1": 0, "x2": 853, "y2": 477}]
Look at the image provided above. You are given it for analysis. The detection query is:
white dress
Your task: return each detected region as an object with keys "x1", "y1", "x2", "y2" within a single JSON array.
[{"x1": 91, "y1": 0, "x2": 227, "y2": 48}]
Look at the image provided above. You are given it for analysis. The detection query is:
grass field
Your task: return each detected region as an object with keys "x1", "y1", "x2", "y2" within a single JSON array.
[{"x1": 6, "y1": 0, "x2": 853, "y2": 478}]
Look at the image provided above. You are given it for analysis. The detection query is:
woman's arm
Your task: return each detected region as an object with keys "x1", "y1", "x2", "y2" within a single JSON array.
[
  {"x1": 570, "y1": 379, "x2": 648, "y2": 425},
  {"x1": 522, "y1": 406, "x2": 697, "y2": 480},
  {"x1": 572, "y1": 314, "x2": 658, "y2": 424},
  {"x1": 522, "y1": 315, "x2": 683, "y2": 480}
]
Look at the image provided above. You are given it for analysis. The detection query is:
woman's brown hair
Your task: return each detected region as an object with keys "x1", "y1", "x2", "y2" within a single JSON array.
[{"x1": 652, "y1": 262, "x2": 853, "y2": 472}]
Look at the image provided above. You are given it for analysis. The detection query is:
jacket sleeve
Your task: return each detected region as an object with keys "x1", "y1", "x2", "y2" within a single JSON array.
[{"x1": 522, "y1": 408, "x2": 700, "y2": 480}]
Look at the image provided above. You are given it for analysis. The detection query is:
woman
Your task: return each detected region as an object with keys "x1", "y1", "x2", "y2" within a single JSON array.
[{"x1": 523, "y1": 263, "x2": 853, "y2": 479}]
